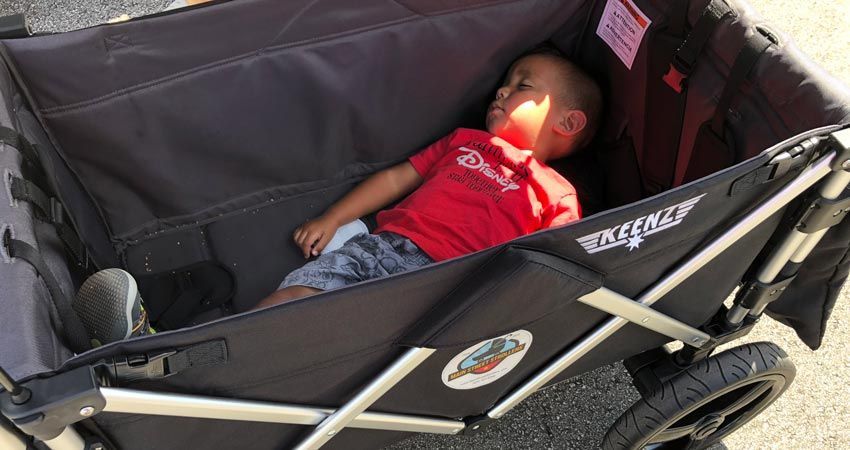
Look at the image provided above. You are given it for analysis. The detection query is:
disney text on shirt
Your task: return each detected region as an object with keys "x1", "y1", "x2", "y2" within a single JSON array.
[{"x1": 456, "y1": 147, "x2": 521, "y2": 193}]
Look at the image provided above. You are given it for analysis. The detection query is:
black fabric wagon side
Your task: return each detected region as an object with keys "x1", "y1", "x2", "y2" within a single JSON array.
[{"x1": 1, "y1": 0, "x2": 849, "y2": 449}]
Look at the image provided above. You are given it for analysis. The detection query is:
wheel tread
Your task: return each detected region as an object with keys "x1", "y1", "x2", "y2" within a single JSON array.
[
  {"x1": 729, "y1": 351, "x2": 755, "y2": 376},
  {"x1": 686, "y1": 386, "x2": 703, "y2": 401},
  {"x1": 753, "y1": 344, "x2": 769, "y2": 369},
  {"x1": 716, "y1": 357, "x2": 729, "y2": 384},
  {"x1": 764, "y1": 343, "x2": 782, "y2": 366},
  {"x1": 643, "y1": 414, "x2": 663, "y2": 427},
  {"x1": 684, "y1": 370, "x2": 711, "y2": 395},
  {"x1": 630, "y1": 408, "x2": 650, "y2": 434},
  {"x1": 602, "y1": 342, "x2": 796, "y2": 449},
  {"x1": 612, "y1": 419, "x2": 629, "y2": 442},
  {"x1": 669, "y1": 382, "x2": 685, "y2": 410},
  {"x1": 643, "y1": 398, "x2": 665, "y2": 418}
]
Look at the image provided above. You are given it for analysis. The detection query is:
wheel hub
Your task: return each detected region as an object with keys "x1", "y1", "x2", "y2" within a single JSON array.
[{"x1": 692, "y1": 414, "x2": 725, "y2": 440}]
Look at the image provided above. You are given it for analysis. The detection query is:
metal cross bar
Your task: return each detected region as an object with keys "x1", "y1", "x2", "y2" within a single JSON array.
[
  {"x1": 727, "y1": 159, "x2": 850, "y2": 320},
  {"x1": 577, "y1": 288, "x2": 711, "y2": 346},
  {"x1": 487, "y1": 150, "x2": 835, "y2": 419},
  {"x1": 293, "y1": 347, "x2": 436, "y2": 450},
  {"x1": 0, "y1": 418, "x2": 27, "y2": 450},
  {"x1": 100, "y1": 384, "x2": 463, "y2": 435}
]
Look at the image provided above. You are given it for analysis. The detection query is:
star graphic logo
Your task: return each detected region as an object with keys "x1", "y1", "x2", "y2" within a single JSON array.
[
  {"x1": 626, "y1": 234, "x2": 644, "y2": 251},
  {"x1": 575, "y1": 194, "x2": 707, "y2": 255}
]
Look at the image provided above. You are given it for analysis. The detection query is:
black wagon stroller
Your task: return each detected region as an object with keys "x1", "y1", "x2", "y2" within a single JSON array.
[{"x1": 2, "y1": 0, "x2": 849, "y2": 448}]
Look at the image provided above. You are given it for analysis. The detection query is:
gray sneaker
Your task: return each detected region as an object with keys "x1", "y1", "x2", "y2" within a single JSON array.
[{"x1": 73, "y1": 269, "x2": 150, "y2": 347}]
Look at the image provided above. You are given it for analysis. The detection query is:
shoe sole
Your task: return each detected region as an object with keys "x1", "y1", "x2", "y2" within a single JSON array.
[{"x1": 73, "y1": 268, "x2": 138, "y2": 345}]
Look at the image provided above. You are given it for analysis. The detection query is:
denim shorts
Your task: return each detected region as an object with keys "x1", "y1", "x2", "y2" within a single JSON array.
[{"x1": 279, "y1": 232, "x2": 433, "y2": 291}]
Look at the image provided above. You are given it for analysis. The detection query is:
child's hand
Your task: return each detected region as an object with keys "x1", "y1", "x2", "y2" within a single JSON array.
[{"x1": 294, "y1": 215, "x2": 341, "y2": 258}]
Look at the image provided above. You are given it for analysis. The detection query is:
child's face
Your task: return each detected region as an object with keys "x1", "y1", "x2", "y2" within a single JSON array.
[{"x1": 486, "y1": 55, "x2": 573, "y2": 157}]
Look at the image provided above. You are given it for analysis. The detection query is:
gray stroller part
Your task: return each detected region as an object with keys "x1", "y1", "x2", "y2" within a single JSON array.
[{"x1": 1, "y1": 0, "x2": 850, "y2": 449}]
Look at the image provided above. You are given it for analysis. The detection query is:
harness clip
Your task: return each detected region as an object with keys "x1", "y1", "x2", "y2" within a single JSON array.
[{"x1": 662, "y1": 63, "x2": 688, "y2": 93}]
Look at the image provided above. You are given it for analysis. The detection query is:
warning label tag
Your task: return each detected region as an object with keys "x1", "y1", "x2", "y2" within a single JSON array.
[{"x1": 596, "y1": 0, "x2": 652, "y2": 70}]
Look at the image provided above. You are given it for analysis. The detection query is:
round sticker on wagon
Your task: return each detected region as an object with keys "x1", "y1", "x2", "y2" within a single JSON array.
[{"x1": 441, "y1": 330, "x2": 533, "y2": 390}]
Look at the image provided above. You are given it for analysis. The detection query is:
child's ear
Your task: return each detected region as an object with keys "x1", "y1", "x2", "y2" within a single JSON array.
[{"x1": 554, "y1": 110, "x2": 587, "y2": 138}]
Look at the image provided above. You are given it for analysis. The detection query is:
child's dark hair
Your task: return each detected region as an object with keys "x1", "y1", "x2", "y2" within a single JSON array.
[{"x1": 517, "y1": 43, "x2": 603, "y2": 148}]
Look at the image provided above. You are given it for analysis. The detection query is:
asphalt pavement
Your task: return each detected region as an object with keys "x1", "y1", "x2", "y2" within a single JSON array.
[{"x1": 0, "y1": 0, "x2": 846, "y2": 448}]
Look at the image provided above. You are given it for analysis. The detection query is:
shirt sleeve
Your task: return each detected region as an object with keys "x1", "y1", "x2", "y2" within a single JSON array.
[
  {"x1": 541, "y1": 194, "x2": 582, "y2": 229},
  {"x1": 408, "y1": 130, "x2": 457, "y2": 177}
]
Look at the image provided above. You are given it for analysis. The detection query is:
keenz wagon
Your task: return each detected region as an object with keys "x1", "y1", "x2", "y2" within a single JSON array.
[{"x1": 1, "y1": 0, "x2": 849, "y2": 448}]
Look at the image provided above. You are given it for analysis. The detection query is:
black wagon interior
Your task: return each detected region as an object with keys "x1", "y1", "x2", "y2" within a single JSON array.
[{"x1": 1, "y1": 0, "x2": 849, "y2": 449}]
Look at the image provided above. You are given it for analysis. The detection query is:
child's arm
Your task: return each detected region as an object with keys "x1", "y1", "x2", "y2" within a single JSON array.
[{"x1": 294, "y1": 161, "x2": 423, "y2": 258}]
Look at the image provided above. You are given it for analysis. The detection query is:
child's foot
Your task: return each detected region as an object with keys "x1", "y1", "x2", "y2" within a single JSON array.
[{"x1": 73, "y1": 269, "x2": 151, "y2": 347}]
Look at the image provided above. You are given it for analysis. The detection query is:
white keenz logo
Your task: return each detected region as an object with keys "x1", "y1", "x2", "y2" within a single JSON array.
[{"x1": 577, "y1": 194, "x2": 707, "y2": 254}]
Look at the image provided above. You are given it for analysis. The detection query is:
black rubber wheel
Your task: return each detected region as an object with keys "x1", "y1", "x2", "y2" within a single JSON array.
[{"x1": 602, "y1": 342, "x2": 796, "y2": 450}]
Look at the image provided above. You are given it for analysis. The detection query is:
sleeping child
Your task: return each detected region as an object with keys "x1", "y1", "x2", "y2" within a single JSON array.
[{"x1": 254, "y1": 46, "x2": 603, "y2": 309}]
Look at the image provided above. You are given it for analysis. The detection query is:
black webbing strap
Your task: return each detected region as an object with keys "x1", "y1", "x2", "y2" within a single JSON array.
[
  {"x1": 0, "y1": 126, "x2": 40, "y2": 170},
  {"x1": 729, "y1": 135, "x2": 822, "y2": 195},
  {"x1": 710, "y1": 32, "x2": 773, "y2": 135},
  {"x1": 156, "y1": 288, "x2": 204, "y2": 330},
  {"x1": 662, "y1": 0, "x2": 735, "y2": 93},
  {"x1": 165, "y1": 340, "x2": 228, "y2": 374},
  {"x1": 681, "y1": 32, "x2": 773, "y2": 184},
  {"x1": 154, "y1": 269, "x2": 232, "y2": 330},
  {"x1": 667, "y1": 0, "x2": 691, "y2": 38},
  {"x1": 0, "y1": 125, "x2": 49, "y2": 190},
  {"x1": 729, "y1": 164, "x2": 775, "y2": 195},
  {"x1": 642, "y1": 0, "x2": 735, "y2": 194},
  {"x1": 106, "y1": 340, "x2": 228, "y2": 384},
  {"x1": 9, "y1": 176, "x2": 90, "y2": 271},
  {"x1": 3, "y1": 229, "x2": 90, "y2": 353}
]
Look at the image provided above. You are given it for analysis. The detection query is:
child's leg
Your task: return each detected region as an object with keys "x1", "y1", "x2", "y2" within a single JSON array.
[
  {"x1": 252, "y1": 233, "x2": 432, "y2": 311},
  {"x1": 253, "y1": 285, "x2": 320, "y2": 310}
]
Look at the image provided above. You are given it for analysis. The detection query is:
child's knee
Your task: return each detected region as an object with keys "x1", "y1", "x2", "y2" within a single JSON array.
[{"x1": 254, "y1": 285, "x2": 321, "y2": 310}]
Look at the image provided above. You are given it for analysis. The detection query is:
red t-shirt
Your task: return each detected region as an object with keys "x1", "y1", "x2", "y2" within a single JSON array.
[{"x1": 374, "y1": 128, "x2": 581, "y2": 261}]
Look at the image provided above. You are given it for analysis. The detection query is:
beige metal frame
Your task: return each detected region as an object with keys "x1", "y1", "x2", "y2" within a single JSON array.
[{"x1": 5, "y1": 130, "x2": 844, "y2": 450}]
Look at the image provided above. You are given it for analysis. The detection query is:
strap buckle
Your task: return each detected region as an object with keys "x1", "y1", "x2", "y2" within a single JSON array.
[
  {"x1": 662, "y1": 0, "x2": 736, "y2": 94},
  {"x1": 97, "y1": 341, "x2": 228, "y2": 386},
  {"x1": 48, "y1": 197, "x2": 64, "y2": 224},
  {"x1": 100, "y1": 351, "x2": 178, "y2": 385},
  {"x1": 662, "y1": 62, "x2": 689, "y2": 93}
]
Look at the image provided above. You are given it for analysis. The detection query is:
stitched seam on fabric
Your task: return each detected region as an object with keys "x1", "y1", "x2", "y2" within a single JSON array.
[
  {"x1": 396, "y1": 249, "x2": 507, "y2": 344},
  {"x1": 388, "y1": 0, "x2": 422, "y2": 15},
  {"x1": 425, "y1": 260, "x2": 528, "y2": 345},
  {"x1": 104, "y1": 35, "x2": 133, "y2": 51},
  {"x1": 40, "y1": 0, "x2": 530, "y2": 116},
  {"x1": 263, "y1": 0, "x2": 323, "y2": 49},
  {"x1": 115, "y1": 161, "x2": 399, "y2": 244},
  {"x1": 94, "y1": 338, "x2": 388, "y2": 427},
  {"x1": 0, "y1": 223, "x2": 12, "y2": 263},
  {"x1": 428, "y1": 262, "x2": 598, "y2": 349},
  {"x1": 819, "y1": 245, "x2": 850, "y2": 346},
  {"x1": 703, "y1": 33, "x2": 792, "y2": 137},
  {"x1": 606, "y1": 232, "x2": 706, "y2": 274},
  {"x1": 437, "y1": 299, "x2": 605, "y2": 350},
  {"x1": 510, "y1": 243, "x2": 610, "y2": 282},
  {"x1": 3, "y1": 168, "x2": 18, "y2": 208},
  {"x1": 525, "y1": 258, "x2": 598, "y2": 288},
  {"x1": 40, "y1": 17, "x2": 418, "y2": 116},
  {"x1": 390, "y1": 0, "x2": 519, "y2": 17},
  {"x1": 216, "y1": 339, "x2": 396, "y2": 393}
]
